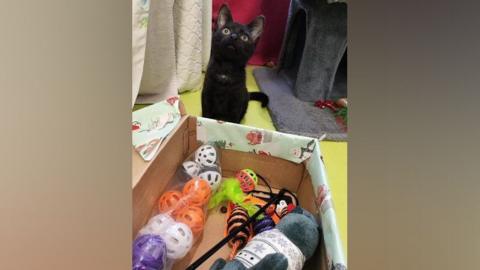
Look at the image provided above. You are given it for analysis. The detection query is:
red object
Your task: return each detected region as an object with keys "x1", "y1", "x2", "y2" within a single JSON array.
[
  {"x1": 132, "y1": 121, "x2": 141, "y2": 131},
  {"x1": 314, "y1": 100, "x2": 338, "y2": 112},
  {"x1": 315, "y1": 100, "x2": 348, "y2": 131},
  {"x1": 246, "y1": 130, "x2": 263, "y2": 145},
  {"x1": 287, "y1": 203, "x2": 295, "y2": 213},
  {"x1": 213, "y1": 0, "x2": 291, "y2": 65},
  {"x1": 257, "y1": 150, "x2": 271, "y2": 156},
  {"x1": 166, "y1": 96, "x2": 179, "y2": 105}
]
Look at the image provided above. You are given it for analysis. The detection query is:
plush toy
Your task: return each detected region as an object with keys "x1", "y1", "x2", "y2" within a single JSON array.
[{"x1": 210, "y1": 207, "x2": 319, "y2": 270}]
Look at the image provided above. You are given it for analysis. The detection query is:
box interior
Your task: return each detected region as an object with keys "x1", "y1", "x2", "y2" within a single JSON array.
[{"x1": 133, "y1": 116, "x2": 328, "y2": 270}]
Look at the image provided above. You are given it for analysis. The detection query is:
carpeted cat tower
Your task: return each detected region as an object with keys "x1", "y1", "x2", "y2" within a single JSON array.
[{"x1": 254, "y1": 0, "x2": 347, "y2": 141}]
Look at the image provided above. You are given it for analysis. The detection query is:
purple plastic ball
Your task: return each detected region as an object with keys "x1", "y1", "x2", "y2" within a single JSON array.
[{"x1": 132, "y1": 234, "x2": 167, "y2": 270}]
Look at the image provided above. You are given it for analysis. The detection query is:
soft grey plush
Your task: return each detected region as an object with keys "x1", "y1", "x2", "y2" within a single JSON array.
[{"x1": 210, "y1": 207, "x2": 320, "y2": 270}]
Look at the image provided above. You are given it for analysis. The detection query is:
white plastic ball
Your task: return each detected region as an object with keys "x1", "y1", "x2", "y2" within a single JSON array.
[
  {"x1": 182, "y1": 161, "x2": 201, "y2": 177},
  {"x1": 161, "y1": 222, "x2": 193, "y2": 259},
  {"x1": 138, "y1": 214, "x2": 176, "y2": 236},
  {"x1": 198, "y1": 167, "x2": 222, "y2": 192},
  {"x1": 194, "y1": 145, "x2": 217, "y2": 167}
]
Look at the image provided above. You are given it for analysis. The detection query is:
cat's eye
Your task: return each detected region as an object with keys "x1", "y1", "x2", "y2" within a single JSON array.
[
  {"x1": 222, "y1": 28, "x2": 231, "y2": 35},
  {"x1": 240, "y1": 35, "x2": 249, "y2": 42}
]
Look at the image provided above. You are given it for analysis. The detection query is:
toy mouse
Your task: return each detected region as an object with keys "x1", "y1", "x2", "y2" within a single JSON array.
[{"x1": 209, "y1": 207, "x2": 319, "y2": 270}]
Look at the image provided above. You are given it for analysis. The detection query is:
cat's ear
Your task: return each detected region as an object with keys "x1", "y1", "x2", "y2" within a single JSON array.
[
  {"x1": 248, "y1": 15, "x2": 265, "y2": 42},
  {"x1": 217, "y1": 4, "x2": 232, "y2": 29}
]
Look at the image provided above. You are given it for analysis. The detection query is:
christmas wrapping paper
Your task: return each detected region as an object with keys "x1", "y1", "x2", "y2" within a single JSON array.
[
  {"x1": 132, "y1": 97, "x2": 182, "y2": 161},
  {"x1": 196, "y1": 117, "x2": 347, "y2": 269}
]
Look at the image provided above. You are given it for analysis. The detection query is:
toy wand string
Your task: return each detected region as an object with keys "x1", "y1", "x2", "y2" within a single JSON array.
[{"x1": 185, "y1": 189, "x2": 287, "y2": 270}]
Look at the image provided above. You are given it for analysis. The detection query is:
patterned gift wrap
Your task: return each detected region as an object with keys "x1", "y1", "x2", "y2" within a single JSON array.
[
  {"x1": 132, "y1": 97, "x2": 181, "y2": 161},
  {"x1": 196, "y1": 117, "x2": 346, "y2": 269}
]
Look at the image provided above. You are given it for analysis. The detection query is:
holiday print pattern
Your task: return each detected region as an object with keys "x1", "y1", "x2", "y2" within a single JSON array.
[
  {"x1": 134, "y1": 109, "x2": 346, "y2": 268},
  {"x1": 197, "y1": 117, "x2": 347, "y2": 268},
  {"x1": 235, "y1": 229, "x2": 305, "y2": 270},
  {"x1": 196, "y1": 117, "x2": 319, "y2": 164},
  {"x1": 132, "y1": 96, "x2": 181, "y2": 161}
]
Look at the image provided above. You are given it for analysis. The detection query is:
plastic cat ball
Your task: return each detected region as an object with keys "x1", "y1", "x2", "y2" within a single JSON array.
[
  {"x1": 194, "y1": 145, "x2": 217, "y2": 167},
  {"x1": 138, "y1": 213, "x2": 176, "y2": 236},
  {"x1": 198, "y1": 166, "x2": 222, "y2": 192},
  {"x1": 132, "y1": 234, "x2": 167, "y2": 270},
  {"x1": 182, "y1": 161, "x2": 201, "y2": 177},
  {"x1": 174, "y1": 205, "x2": 206, "y2": 237},
  {"x1": 158, "y1": 190, "x2": 184, "y2": 213},
  {"x1": 235, "y1": 169, "x2": 258, "y2": 193},
  {"x1": 162, "y1": 222, "x2": 193, "y2": 260},
  {"x1": 182, "y1": 178, "x2": 211, "y2": 206}
]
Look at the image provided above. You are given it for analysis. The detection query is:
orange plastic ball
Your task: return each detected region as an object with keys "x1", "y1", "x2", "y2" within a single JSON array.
[
  {"x1": 182, "y1": 178, "x2": 212, "y2": 206},
  {"x1": 235, "y1": 169, "x2": 258, "y2": 193},
  {"x1": 174, "y1": 205, "x2": 205, "y2": 236},
  {"x1": 158, "y1": 190, "x2": 184, "y2": 213}
]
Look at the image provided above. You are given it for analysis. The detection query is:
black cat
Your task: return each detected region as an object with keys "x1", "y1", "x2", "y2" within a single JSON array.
[{"x1": 201, "y1": 5, "x2": 269, "y2": 123}]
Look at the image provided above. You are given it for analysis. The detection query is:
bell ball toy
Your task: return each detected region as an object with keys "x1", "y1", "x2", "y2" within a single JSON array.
[
  {"x1": 235, "y1": 169, "x2": 258, "y2": 193},
  {"x1": 138, "y1": 213, "x2": 176, "y2": 236},
  {"x1": 158, "y1": 190, "x2": 184, "y2": 213},
  {"x1": 182, "y1": 178, "x2": 211, "y2": 206},
  {"x1": 174, "y1": 205, "x2": 206, "y2": 237},
  {"x1": 132, "y1": 234, "x2": 167, "y2": 270},
  {"x1": 182, "y1": 161, "x2": 201, "y2": 177},
  {"x1": 194, "y1": 144, "x2": 217, "y2": 167},
  {"x1": 162, "y1": 222, "x2": 193, "y2": 260},
  {"x1": 198, "y1": 166, "x2": 222, "y2": 192}
]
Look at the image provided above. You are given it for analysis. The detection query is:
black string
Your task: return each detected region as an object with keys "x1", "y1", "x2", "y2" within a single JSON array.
[
  {"x1": 283, "y1": 189, "x2": 299, "y2": 207},
  {"x1": 254, "y1": 173, "x2": 273, "y2": 196},
  {"x1": 250, "y1": 189, "x2": 299, "y2": 208},
  {"x1": 251, "y1": 173, "x2": 299, "y2": 207},
  {"x1": 185, "y1": 189, "x2": 286, "y2": 270}
]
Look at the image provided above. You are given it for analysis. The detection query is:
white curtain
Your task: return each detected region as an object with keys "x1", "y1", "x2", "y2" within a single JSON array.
[
  {"x1": 132, "y1": 0, "x2": 150, "y2": 107},
  {"x1": 132, "y1": 0, "x2": 212, "y2": 105}
]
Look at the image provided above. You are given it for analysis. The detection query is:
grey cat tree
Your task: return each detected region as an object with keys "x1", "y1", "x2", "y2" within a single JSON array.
[{"x1": 254, "y1": 0, "x2": 347, "y2": 140}]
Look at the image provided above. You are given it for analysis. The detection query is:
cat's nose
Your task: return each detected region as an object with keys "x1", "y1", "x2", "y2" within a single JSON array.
[{"x1": 231, "y1": 33, "x2": 238, "y2": 40}]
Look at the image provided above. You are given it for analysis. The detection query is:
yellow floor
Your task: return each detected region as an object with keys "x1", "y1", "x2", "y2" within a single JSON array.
[{"x1": 181, "y1": 66, "x2": 348, "y2": 257}]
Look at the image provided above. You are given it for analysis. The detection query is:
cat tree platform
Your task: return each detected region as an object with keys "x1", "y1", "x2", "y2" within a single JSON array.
[{"x1": 254, "y1": 0, "x2": 347, "y2": 140}]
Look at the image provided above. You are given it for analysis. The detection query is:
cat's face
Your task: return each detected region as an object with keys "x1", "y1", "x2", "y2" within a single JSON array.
[{"x1": 212, "y1": 5, "x2": 264, "y2": 63}]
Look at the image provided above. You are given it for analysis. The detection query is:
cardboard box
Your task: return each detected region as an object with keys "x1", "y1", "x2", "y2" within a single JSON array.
[{"x1": 132, "y1": 115, "x2": 346, "y2": 270}]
